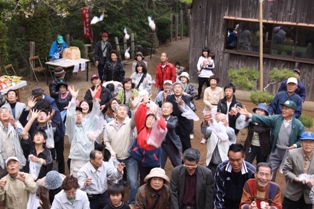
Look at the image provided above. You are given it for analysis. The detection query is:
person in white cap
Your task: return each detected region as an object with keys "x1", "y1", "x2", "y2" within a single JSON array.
[
  {"x1": 154, "y1": 80, "x2": 173, "y2": 108},
  {"x1": 269, "y1": 77, "x2": 303, "y2": 118},
  {"x1": 0, "y1": 156, "x2": 37, "y2": 209},
  {"x1": 135, "y1": 168, "x2": 170, "y2": 209}
]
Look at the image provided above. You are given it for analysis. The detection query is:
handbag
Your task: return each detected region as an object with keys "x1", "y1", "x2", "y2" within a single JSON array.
[{"x1": 128, "y1": 138, "x2": 162, "y2": 167}]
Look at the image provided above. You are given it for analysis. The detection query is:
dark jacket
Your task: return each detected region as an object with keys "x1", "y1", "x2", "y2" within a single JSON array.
[
  {"x1": 49, "y1": 77, "x2": 64, "y2": 99},
  {"x1": 170, "y1": 164, "x2": 214, "y2": 209},
  {"x1": 103, "y1": 60, "x2": 125, "y2": 82},
  {"x1": 166, "y1": 95, "x2": 193, "y2": 135},
  {"x1": 244, "y1": 122, "x2": 271, "y2": 157},
  {"x1": 84, "y1": 86, "x2": 112, "y2": 110},
  {"x1": 94, "y1": 41, "x2": 112, "y2": 66},
  {"x1": 163, "y1": 115, "x2": 182, "y2": 152},
  {"x1": 278, "y1": 79, "x2": 306, "y2": 101},
  {"x1": 217, "y1": 96, "x2": 242, "y2": 133}
]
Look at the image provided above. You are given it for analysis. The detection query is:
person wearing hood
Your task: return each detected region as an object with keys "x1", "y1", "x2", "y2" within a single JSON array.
[
  {"x1": 48, "y1": 35, "x2": 68, "y2": 61},
  {"x1": 103, "y1": 50, "x2": 125, "y2": 82}
]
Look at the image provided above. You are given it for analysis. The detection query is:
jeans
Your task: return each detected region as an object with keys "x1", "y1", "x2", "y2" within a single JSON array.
[
  {"x1": 60, "y1": 110, "x2": 67, "y2": 122},
  {"x1": 119, "y1": 157, "x2": 138, "y2": 205}
]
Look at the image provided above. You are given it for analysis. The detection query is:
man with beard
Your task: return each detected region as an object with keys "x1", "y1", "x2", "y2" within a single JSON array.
[
  {"x1": 166, "y1": 82, "x2": 193, "y2": 152},
  {"x1": 239, "y1": 162, "x2": 282, "y2": 209},
  {"x1": 217, "y1": 83, "x2": 242, "y2": 135}
]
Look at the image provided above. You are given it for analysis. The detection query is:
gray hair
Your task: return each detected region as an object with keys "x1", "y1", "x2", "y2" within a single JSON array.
[
  {"x1": 182, "y1": 148, "x2": 200, "y2": 163},
  {"x1": 114, "y1": 104, "x2": 129, "y2": 113},
  {"x1": 162, "y1": 102, "x2": 173, "y2": 109}
]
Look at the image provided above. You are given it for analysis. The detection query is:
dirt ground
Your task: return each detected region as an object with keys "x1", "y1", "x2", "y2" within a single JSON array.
[{"x1": 15, "y1": 37, "x2": 314, "y2": 201}]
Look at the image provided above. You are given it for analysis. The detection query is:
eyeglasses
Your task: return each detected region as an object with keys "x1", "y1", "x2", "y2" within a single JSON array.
[{"x1": 183, "y1": 164, "x2": 198, "y2": 168}]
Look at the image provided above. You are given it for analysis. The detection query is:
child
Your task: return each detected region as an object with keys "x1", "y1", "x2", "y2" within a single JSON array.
[
  {"x1": 55, "y1": 82, "x2": 72, "y2": 121},
  {"x1": 21, "y1": 109, "x2": 53, "y2": 180},
  {"x1": 104, "y1": 184, "x2": 130, "y2": 209},
  {"x1": 178, "y1": 72, "x2": 197, "y2": 139},
  {"x1": 174, "y1": 61, "x2": 184, "y2": 79}
]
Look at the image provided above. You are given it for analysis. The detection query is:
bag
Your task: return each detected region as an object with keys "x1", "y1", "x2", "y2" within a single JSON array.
[
  {"x1": 147, "y1": 121, "x2": 167, "y2": 148},
  {"x1": 29, "y1": 155, "x2": 42, "y2": 180},
  {"x1": 45, "y1": 124, "x2": 55, "y2": 149},
  {"x1": 83, "y1": 111, "x2": 106, "y2": 143},
  {"x1": 128, "y1": 139, "x2": 162, "y2": 167},
  {"x1": 27, "y1": 193, "x2": 41, "y2": 209}
]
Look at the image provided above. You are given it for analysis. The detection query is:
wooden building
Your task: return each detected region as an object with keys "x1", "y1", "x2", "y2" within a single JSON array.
[{"x1": 189, "y1": 0, "x2": 314, "y2": 101}]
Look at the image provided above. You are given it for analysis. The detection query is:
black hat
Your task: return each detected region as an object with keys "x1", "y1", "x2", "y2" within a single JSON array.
[
  {"x1": 57, "y1": 81, "x2": 68, "y2": 89},
  {"x1": 54, "y1": 67, "x2": 66, "y2": 78},
  {"x1": 135, "y1": 52, "x2": 145, "y2": 60}
]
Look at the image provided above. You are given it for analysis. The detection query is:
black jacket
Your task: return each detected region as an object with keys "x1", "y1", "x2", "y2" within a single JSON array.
[
  {"x1": 217, "y1": 96, "x2": 242, "y2": 133},
  {"x1": 84, "y1": 86, "x2": 112, "y2": 111},
  {"x1": 49, "y1": 77, "x2": 63, "y2": 99},
  {"x1": 94, "y1": 41, "x2": 112, "y2": 66},
  {"x1": 103, "y1": 60, "x2": 125, "y2": 82}
]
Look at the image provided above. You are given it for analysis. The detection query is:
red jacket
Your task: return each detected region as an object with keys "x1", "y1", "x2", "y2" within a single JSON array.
[{"x1": 155, "y1": 62, "x2": 176, "y2": 88}]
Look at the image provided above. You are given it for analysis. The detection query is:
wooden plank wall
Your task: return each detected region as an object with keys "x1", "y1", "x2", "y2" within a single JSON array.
[{"x1": 189, "y1": 0, "x2": 314, "y2": 101}]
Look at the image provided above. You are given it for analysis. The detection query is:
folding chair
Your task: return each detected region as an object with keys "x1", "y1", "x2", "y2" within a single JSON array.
[
  {"x1": 4, "y1": 64, "x2": 17, "y2": 76},
  {"x1": 29, "y1": 55, "x2": 48, "y2": 84}
]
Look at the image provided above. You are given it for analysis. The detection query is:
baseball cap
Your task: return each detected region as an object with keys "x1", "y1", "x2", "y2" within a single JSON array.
[
  {"x1": 90, "y1": 74, "x2": 100, "y2": 81},
  {"x1": 163, "y1": 80, "x2": 172, "y2": 85},
  {"x1": 300, "y1": 132, "x2": 314, "y2": 141},
  {"x1": 280, "y1": 100, "x2": 296, "y2": 111},
  {"x1": 287, "y1": 77, "x2": 298, "y2": 85},
  {"x1": 57, "y1": 35, "x2": 64, "y2": 44},
  {"x1": 5, "y1": 156, "x2": 19, "y2": 165},
  {"x1": 102, "y1": 32, "x2": 108, "y2": 37}
]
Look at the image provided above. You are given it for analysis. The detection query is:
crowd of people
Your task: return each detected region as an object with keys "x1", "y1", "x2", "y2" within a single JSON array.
[{"x1": 0, "y1": 34, "x2": 313, "y2": 209}]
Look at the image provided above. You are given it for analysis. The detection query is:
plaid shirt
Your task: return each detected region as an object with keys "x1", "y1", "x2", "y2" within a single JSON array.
[{"x1": 135, "y1": 184, "x2": 170, "y2": 209}]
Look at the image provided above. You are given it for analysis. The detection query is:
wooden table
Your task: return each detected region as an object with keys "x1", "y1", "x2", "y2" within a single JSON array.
[
  {"x1": 45, "y1": 58, "x2": 90, "y2": 81},
  {"x1": 0, "y1": 80, "x2": 27, "y2": 102}
]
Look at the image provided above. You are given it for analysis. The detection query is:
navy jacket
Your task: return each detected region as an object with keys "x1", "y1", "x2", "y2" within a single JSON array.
[
  {"x1": 278, "y1": 79, "x2": 306, "y2": 101},
  {"x1": 164, "y1": 115, "x2": 182, "y2": 152}
]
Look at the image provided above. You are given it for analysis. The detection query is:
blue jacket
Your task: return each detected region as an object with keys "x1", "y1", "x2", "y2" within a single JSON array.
[
  {"x1": 48, "y1": 41, "x2": 68, "y2": 59},
  {"x1": 252, "y1": 114, "x2": 304, "y2": 151},
  {"x1": 278, "y1": 79, "x2": 306, "y2": 101},
  {"x1": 268, "y1": 91, "x2": 303, "y2": 118}
]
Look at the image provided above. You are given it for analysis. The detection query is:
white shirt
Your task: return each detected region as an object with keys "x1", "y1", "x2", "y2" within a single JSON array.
[
  {"x1": 77, "y1": 161, "x2": 123, "y2": 194},
  {"x1": 196, "y1": 56, "x2": 215, "y2": 78},
  {"x1": 51, "y1": 189, "x2": 90, "y2": 209}
]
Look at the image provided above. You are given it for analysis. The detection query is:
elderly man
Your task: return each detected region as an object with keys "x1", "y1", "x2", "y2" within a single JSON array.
[
  {"x1": 278, "y1": 69, "x2": 306, "y2": 102},
  {"x1": 170, "y1": 148, "x2": 214, "y2": 209},
  {"x1": 155, "y1": 80, "x2": 173, "y2": 108},
  {"x1": 0, "y1": 157, "x2": 37, "y2": 209},
  {"x1": 77, "y1": 150, "x2": 124, "y2": 209},
  {"x1": 201, "y1": 112, "x2": 236, "y2": 175},
  {"x1": 238, "y1": 100, "x2": 304, "y2": 181},
  {"x1": 240, "y1": 162, "x2": 282, "y2": 209},
  {"x1": 2, "y1": 90, "x2": 26, "y2": 120},
  {"x1": 103, "y1": 104, "x2": 138, "y2": 208},
  {"x1": 94, "y1": 32, "x2": 112, "y2": 81},
  {"x1": 269, "y1": 77, "x2": 303, "y2": 118},
  {"x1": 282, "y1": 132, "x2": 314, "y2": 209},
  {"x1": 0, "y1": 107, "x2": 26, "y2": 178},
  {"x1": 155, "y1": 53, "x2": 176, "y2": 91},
  {"x1": 214, "y1": 144, "x2": 256, "y2": 209}
]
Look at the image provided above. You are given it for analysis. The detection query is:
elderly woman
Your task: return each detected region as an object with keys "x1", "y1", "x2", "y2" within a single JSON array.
[
  {"x1": 135, "y1": 168, "x2": 170, "y2": 209},
  {"x1": 51, "y1": 175, "x2": 89, "y2": 209}
]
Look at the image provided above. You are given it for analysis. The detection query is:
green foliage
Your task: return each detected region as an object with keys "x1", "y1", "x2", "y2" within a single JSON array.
[
  {"x1": 0, "y1": 20, "x2": 8, "y2": 67},
  {"x1": 70, "y1": 40, "x2": 86, "y2": 58},
  {"x1": 299, "y1": 115, "x2": 314, "y2": 128},
  {"x1": 249, "y1": 91, "x2": 274, "y2": 105},
  {"x1": 180, "y1": 0, "x2": 192, "y2": 3},
  {"x1": 269, "y1": 68, "x2": 295, "y2": 81},
  {"x1": 228, "y1": 67, "x2": 259, "y2": 90},
  {"x1": 155, "y1": 16, "x2": 171, "y2": 44}
]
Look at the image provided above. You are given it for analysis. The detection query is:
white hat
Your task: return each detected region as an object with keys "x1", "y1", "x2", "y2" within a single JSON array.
[
  {"x1": 178, "y1": 72, "x2": 190, "y2": 81},
  {"x1": 144, "y1": 168, "x2": 170, "y2": 184},
  {"x1": 163, "y1": 80, "x2": 172, "y2": 85},
  {"x1": 5, "y1": 156, "x2": 19, "y2": 165},
  {"x1": 287, "y1": 77, "x2": 298, "y2": 85}
]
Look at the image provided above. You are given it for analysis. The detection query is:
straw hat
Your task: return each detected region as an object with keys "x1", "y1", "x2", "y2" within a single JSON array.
[{"x1": 144, "y1": 168, "x2": 170, "y2": 184}]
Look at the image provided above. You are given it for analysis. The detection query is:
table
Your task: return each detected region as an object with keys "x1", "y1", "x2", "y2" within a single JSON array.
[
  {"x1": 45, "y1": 58, "x2": 90, "y2": 81},
  {"x1": 0, "y1": 80, "x2": 27, "y2": 102}
]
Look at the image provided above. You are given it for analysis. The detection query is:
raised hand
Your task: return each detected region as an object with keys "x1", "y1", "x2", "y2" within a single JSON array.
[
  {"x1": 68, "y1": 86, "x2": 79, "y2": 99},
  {"x1": 0, "y1": 179, "x2": 6, "y2": 188},
  {"x1": 237, "y1": 106, "x2": 249, "y2": 117},
  {"x1": 143, "y1": 94, "x2": 152, "y2": 104},
  {"x1": 90, "y1": 86, "x2": 100, "y2": 99},
  {"x1": 30, "y1": 109, "x2": 40, "y2": 119},
  {"x1": 27, "y1": 96, "x2": 37, "y2": 110},
  {"x1": 47, "y1": 109, "x2": 55, "y2": 121},
  {"x1": 16, "y1": 172, "x2": 26, "y2": 183},
  {"x1": 84, "y1": 177, "x2": 92, "y2": 187},
  {"x1": 29, "y1": 155, "x2": 39, "y2": 163},
  {"x1": 130, "y1": 96, "x2": 140, "y2": 109}
]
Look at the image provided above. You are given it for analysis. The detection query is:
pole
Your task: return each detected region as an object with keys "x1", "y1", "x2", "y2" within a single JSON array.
[
  {"x1": 170, "y1": 14, "x2": 173, "y2": 42},
  {"x1": 180, "y1": 10, "x2": 183, "y2": 39},
  {"x1": 29, "y1": 41, "x2": 35, "y2": 80},
  {"x1": 131, "y1": 33, "x2": 135, "y2": 59},
  {"x1": 259, "y1": 0, "x2": 264, "y2": 91},
  {"x1": 114, "y1": 37, "x2": 122, "y2": 60},
  {"x1": 175, "y1": 14, "x2": 178, "y2": 41}
]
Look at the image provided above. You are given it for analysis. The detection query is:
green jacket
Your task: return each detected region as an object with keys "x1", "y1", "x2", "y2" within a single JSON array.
[
  {"x1": 117, "y1": 89, "x2": 138, "y2": 108},
  {"x1": 252, "y1": 114, "x2": 304, "y2": 151}
]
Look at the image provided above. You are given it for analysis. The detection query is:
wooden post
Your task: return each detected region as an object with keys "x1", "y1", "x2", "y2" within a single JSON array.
[
  {"x1": 175, "y1": 14, "x2": 178, "y2": 41},
  {"x1": 65, "y1": 34, "x2": 70, "y2": 46},
  {"x1": 187, "y1": 9, "x2": 191, "y2": 37},
  {"x1": 180, "y1": 10, "x2": 184, "y2": 39},
  {"x1": 29, "y1": 41, "x2": 35, "y2": 80},
  {"x1": 259, "y1": 0, "x2": 264, "y2": 91},
  {"x1": 170, "y1": 14, "x2": 173, "y2": 42},
  {"x1": 114, "y1": 37, "x2": 122, "y2": 60},
  {"x1": 131, "y1": 33, "x2": 135, "y2": 59}
]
